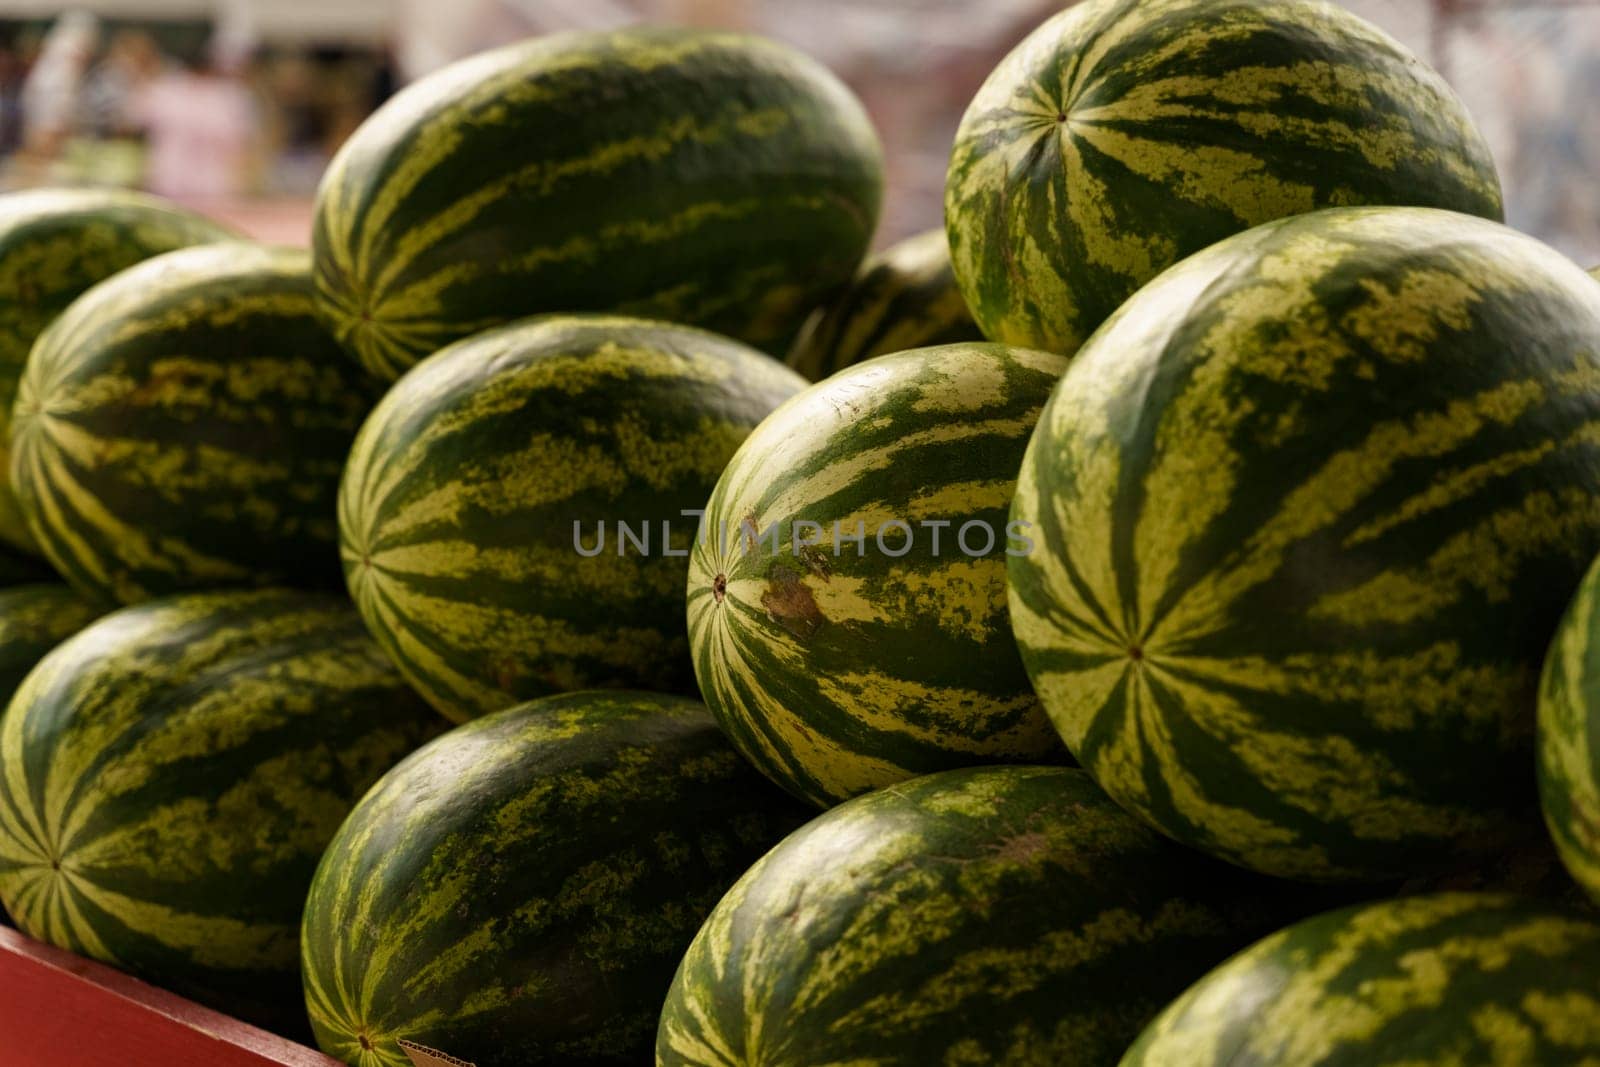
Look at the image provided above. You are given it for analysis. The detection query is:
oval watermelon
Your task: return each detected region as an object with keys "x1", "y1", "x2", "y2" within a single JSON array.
[
  {"x1": 689, "y1": 342, "x2": 1067, "y2": 808},
  {"x1": 341, "y1": 314, "x2": 806, "y2": 722},
  {"x1": 314, "y1": 26, "x2": 884, "y2": 381},
  {"x1": 946, "y1": 0, "x2": 1503, "y2": 356},
  {"x1": 785, "y1": 229, "x2": 983, "y2": 381},
  {"x1": 0, "y1": 589, "x2": 443, "y2": 1034},
  {"x1": 11, "y1": 243, "x2": 378, "y2": 606},
  {"x1": 1009, "y1": 207, "x2": 1600, "y2": 882},
  {"x1": 659, "y1": 765, "x2": 1340, "y2": 1066},
  {"x1": 1122, "y1": 893, "x2": 1600, "y2": 1065},
  {"x1": 300, "y1": 690, "x2": 808, "y2": 1067},
  {"x1": 1538, "y1": 552, "x2": 1600, "y2": 906},
  {"x1": 0, "y1": 189, "x2": 234, "y2": 553}
]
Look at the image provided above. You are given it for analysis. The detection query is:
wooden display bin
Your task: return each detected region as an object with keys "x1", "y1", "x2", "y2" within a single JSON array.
[{"x1": 0, "y1": 925, "x2": 340, "y2": 1067}]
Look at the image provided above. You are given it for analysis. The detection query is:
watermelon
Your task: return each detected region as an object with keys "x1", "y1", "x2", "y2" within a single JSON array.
[
  {"x1": 0, "y1": 589, "x2": 443, "y2": 1034},
  {"x1": 689, "y1": 342, "x2": 1067, "y2": 808},
  {"x1": 1009, "y1": 207, "x2": 1600, "y2": 882},
  {"x1": 659, "y1": 765, "x2": 1341, "y2": 1066},
  {"x1": 945, "y1": 0, "x2": 1504, "y2": 356},
  {"x1": 785, "y1": 229, "x2": 983, "y2": 381},
  {"x1": 340, "y1": 314, "x2": 806, "y2": 723},
  {"x1": 0, "y1": 189, "x2": 234, "y2": 553},
  {"x1": 300, "y1": 690, "x2": 808, "y2": 1067},
  {"x1": 313, "y1": 26, "x2": 884, "y2": 382},
  {"x1": 1538, "y1": 552, "x2": 1600, "y2": 906},
  {"x1": 11, "y1": 243, "x2": 378, "y2": 606},
  {"x1": 1122, "y1": 892, "x2": 1600, "y2": 1065}
]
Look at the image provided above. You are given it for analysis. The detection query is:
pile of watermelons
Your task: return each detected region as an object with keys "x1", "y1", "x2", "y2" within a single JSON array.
[{"x1": 4, "y1": 2, "x2": 1600, "y2": 1064}]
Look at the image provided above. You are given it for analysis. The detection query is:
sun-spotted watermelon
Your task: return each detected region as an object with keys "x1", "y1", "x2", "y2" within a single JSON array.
[
  {"x1": 659, "y1": 765, "x2": 1343, "y2": 1066},
  {"x1": 0, "y1": 189, "x2": 233, "y2": 554},
  {"x1": 689, "y1": 342, "x2": 1068, "y2": 809},
  {"x1": 946, "y1": 0, "x2": 1503, "y2": 356},
  {"x1": 785, "y1": 229, "x2": 982, "y2": 381},
  {"x1": 313, "y1": 25, "x2": 884, "y2": 381},
  {"x1": 0, "y1": 589, "x2": 444, "y2": 1034},
  {"x1": 1122, "y1": 893, "x2": 1600, "y2": 1065},
  {"x1": 1009, "y1": 207, "x2": 1600, "y2": 882},
  {"x1": 300, "y1": 690, "x2": 808, "y2": 1066}
]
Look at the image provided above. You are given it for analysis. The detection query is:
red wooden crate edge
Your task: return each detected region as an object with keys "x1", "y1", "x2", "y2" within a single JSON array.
[{"x1": 0, "y1": 924, "x2": 341, "y2": 1067}]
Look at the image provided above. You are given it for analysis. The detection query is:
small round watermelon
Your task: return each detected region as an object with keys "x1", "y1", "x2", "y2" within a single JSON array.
[
  {"x1": 1010, "y1": 207, "x2": 1600, "y2": 882},
  {"x1": 1122, "y1": 893, "x2": 1600, "y2": 1065},
  {"x1": 11, "y1": 243, "x2": 378, "y2": 606},
  {"x1": 340, "y1": 314, "x2": 807, "y2": 722},
  {"x1": 946, "y1": 0, "x2": 1503, "y2": 356},
  {"x1": 785, "y1": 229, "x2": 982, "y2": 381},
  {"x1": 0, "y1": 188, "x2": 234, "y2": 553},
  {"x1": 659, "y1": 765, "x2": 1340, "y2": 1066},
  {"x1": 689, "y1": 342, "x2": 1068, "y2": 808},
  {"x1": 300, "y1": 690, "x2": 809, "y2": 1067},
  {"x1": 0, "y1": 589, "x2": 443, "y2": 1034}
]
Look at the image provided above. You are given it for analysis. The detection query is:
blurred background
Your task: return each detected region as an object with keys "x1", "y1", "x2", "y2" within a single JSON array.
[{"x1": 0, "y1": 0, "x2": 1595, "y2": 261}]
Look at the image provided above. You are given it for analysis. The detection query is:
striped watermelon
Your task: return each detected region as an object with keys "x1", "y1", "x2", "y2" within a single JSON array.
[
  {"x1": 1538, "y1": 552, "x2": 1600, "y2": 905},
  {"x1": 0, "y1": 189, "x2": 233, "y2": 554},
  {"x1": 785, "y1": 229, "x2": 982, "y2": 381},
  {"x1": 0, "y1": 589, "x2": 443, "y2": 1034},
  {"x1": 659, "y1": 765, "x2": 1340, "y2": 1066},
  {"x1": 12, "y1": 243, "x2": 378, "y2": 606},
  {"x1": 313, "y1": 26, "x2": 883, "y2": 382},
  {"x1": 688, "y1": 342, "x2": 1067, "y2": 809},
  {"x1": 1122, "y1": 893, "x2": 1600, "y2": 1065},
  {"x1": 340, "y1": 314, "x2": 806, "y2": 723},
  {"x1": 945, "y1": 0, "x2": 1504, "y2": 356},
  {"x1": 301, "y1": 690, "x2": 808, "y2": 1067},
  {"x1": 1009, "y1": 207, "x2": 1600, "y2": 882}
]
